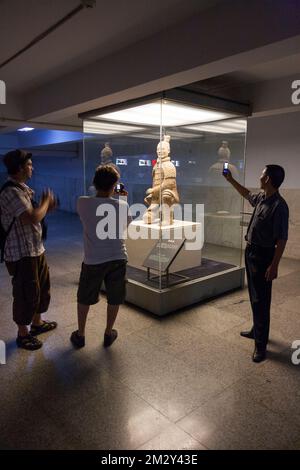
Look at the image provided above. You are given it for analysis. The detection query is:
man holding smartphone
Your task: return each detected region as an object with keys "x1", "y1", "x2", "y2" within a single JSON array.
[
  {"x1": 223, "y1": 164, "x2": 289, "y2": 362},
  {"x1": 71, "y1": 164, "x2": 130, "y2": 349}
]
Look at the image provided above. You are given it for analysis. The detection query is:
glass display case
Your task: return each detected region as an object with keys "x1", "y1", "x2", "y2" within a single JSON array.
[{"x1": 80, "y1": 89, "x2": 249, "y2": 315}]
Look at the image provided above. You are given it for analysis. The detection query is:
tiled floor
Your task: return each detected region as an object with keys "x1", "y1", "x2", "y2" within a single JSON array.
[{"x1": 0, "y1": 211, "x2": 300, "y2": 450}]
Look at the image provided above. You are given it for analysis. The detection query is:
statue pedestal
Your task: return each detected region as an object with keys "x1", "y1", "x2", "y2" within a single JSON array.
[{"x1": 126, "y1": 220, "x2": 202, "y2": 273}]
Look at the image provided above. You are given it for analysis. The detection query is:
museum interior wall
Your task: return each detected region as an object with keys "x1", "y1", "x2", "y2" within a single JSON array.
[{"x1": 244, "y1": 111, "x2": 300, "y2": 259}]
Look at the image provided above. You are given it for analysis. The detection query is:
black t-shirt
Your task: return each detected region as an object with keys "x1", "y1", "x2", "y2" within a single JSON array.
[{"x1": 245, "y1": 191, "x2": 289, "y2": 247}]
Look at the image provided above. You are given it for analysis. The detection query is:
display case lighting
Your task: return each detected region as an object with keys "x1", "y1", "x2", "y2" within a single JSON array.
[
  {"x1": 84, "y1": 120, "x2": 144, "y2": 135},
  {"x1": 186, "y1": 119, "x2": 246, "y2": 134},
  {"x1": 97, "y1": 101, "x2": 233, "y2": 127}
]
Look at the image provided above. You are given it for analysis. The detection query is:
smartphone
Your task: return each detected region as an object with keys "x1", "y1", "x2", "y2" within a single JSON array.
[
  {"x1": 222, "y1": 162, "x2": 229, "y2": 175},
  {"x1": 115, "y1": 182, "x2": 124, "y2": 193}
]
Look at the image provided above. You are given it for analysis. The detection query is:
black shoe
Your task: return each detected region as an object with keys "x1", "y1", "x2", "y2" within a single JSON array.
[
  {"x1": 70, "y1": 330, "x2": 85, "y2": 348},
  {"x1": 16, "y1": 334, "x2": 43, "y2": 350},
  {"x1": 252, "y1": 347, "x2": 266, "y2": 363},
  {"x1": 240, "y1": 328, "x2": 254, "y2": 339},
  {"x1": 104, "y1": 329, "x2": 118, "y2": 348}
]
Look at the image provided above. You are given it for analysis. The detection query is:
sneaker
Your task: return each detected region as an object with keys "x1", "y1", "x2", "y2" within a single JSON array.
[
  {"x1": 70, "y1": 330, "x2": 85, "y2": 348},
  {"x1": 104, "y1": 329, "x2": 118, "y2": 348},
  {"x1": 16, "y1": 334, "x2": 43, "y2": 350}
]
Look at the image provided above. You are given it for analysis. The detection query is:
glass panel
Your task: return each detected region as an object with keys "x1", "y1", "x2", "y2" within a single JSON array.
[
  {"x1": 161, "y1": 110, "x2": 247, "y2": 281},
  {"x1": 83, "y1": 101, "x2": 164, "y2": 290}
]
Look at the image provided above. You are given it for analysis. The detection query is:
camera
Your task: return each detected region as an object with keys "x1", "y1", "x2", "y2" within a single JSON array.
[
  {"x1": 222, "y1": 162, "x2": 229, "y2": 175},
  {"x1": 115, "y1": 182, "x2": 125, "y2": 194}
]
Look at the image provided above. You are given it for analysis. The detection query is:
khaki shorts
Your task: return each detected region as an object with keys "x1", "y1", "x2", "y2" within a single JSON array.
[
  {"x1": 6, "y1": 253, "x2": 51, "y2": 326},
  {"x1": 77, "y1": 259, "x2": 127, "y2": 306}
]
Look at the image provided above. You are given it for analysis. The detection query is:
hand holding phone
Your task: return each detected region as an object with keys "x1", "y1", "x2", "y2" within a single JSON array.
[
  {"x1": 115, "y1": 183, "x2": 124, "y2": 193},
  {"x1": 114, "y1": 182, "x2": 128, "y2": 196},
  {"x1": 222, "y1": 162, "x2": 232, "y2": 179}
]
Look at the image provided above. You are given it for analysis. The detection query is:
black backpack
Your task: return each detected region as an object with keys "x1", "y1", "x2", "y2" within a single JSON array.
[{"x1": 0, "y1": 181, "x2": 47, "y2": 263}]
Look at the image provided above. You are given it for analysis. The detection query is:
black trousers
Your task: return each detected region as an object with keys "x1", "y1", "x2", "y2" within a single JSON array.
[{"x1": 245, "y1": 244, "x2": 275, "y2": 349}]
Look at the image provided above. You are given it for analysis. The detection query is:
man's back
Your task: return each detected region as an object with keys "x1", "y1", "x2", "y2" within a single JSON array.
[
  {"x1": 246, "y1": 191, "x2": 289, "y2": 247},
  {"x1": 77, "y1": 196, "x2": 130, "y2": 265}
]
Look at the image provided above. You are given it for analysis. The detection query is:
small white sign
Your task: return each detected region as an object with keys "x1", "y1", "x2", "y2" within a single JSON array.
[
  {"x1": 139, "y1": 159, "x2": 152, "y2": 166},
  {"x1": 116, "y1": 158, "x2": 128, "y2": 166}
]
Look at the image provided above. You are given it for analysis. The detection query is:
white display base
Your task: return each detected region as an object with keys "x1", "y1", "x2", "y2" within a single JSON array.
[{"x1": 126, "y1": 219, "x2": 202, "y2": 273}]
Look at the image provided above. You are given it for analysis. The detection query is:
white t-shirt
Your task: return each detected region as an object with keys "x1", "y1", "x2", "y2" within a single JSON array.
[{"x1": 77, "y1": 196, "x2": 131, "y2": 265}]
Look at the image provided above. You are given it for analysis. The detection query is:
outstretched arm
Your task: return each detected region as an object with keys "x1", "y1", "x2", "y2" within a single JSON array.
[{"x1": 223, "y1": 170, "x2": 250, "y2": 199}]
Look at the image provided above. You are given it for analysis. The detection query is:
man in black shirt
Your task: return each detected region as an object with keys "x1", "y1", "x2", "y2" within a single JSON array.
[{"x1": 224, "y1": 165, "x2": 289, "y2": 362}]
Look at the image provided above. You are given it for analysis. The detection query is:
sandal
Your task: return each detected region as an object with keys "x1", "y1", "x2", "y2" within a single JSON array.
[
  {"x1": 16, "y1": 334, "x2": 43, "y2": 350},
  {"x1": 30, "y1": 320, "x2": 57, "y2": 336}
]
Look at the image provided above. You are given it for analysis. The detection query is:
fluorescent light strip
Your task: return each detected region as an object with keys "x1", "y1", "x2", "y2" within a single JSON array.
[
  {"x1": 18, "y1": 127, "x2": 34, "y2": 132},
  {"x1": 97, "y1": 101, "x2": 234, "y2": 127},
  {"x1": 186, "y1": 120, "x2": 246, "y2": 134},
  {"x1": 84, "y1": 120, "x2": 145, "y2": 135},
  {"x1": 214, "y1": 121, "x2": 246, "y2": 130}
]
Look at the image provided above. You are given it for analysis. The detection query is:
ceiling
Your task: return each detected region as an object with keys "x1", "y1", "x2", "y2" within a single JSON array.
[
  {"x1": 183, "y1": 53, "x2": 300, "y2": 97},
  {"x1": 0, "y1": 0, "x2": 224, "y2": 93},
  {"x1": 1, "y1": 0, "x2": 300, "y2": 135}
]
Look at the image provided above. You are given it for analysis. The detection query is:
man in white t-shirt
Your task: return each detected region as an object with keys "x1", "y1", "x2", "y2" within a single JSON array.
[{"x1": 70, "y1": 164, "x2": 130, "y2": 348}]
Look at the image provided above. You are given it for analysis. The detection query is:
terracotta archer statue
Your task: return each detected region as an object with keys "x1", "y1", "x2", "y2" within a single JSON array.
[{"x1": 143, "y1": 135, "x2": 179, "y2": 225}]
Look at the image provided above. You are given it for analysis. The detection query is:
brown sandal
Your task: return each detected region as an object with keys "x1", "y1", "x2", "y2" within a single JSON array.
[
  {"x1": 16, "y1": 334, "x2": 43, "y2": 350},
  {"x1": 30, "y1": 320, "x2": 57, "y2": 336}
]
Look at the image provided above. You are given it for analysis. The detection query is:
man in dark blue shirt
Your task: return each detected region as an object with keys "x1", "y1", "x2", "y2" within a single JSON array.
[{"x1": 224, "y1": 165, "x2": 289, "y2": 362}]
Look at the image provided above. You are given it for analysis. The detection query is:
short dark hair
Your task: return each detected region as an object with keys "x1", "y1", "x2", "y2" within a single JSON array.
[
  {"x1": 3, "y1": 149, "x2": 32, "y2": 175},
  {"x1": 93, "y1": 164, "x2": 119, "y2": 191},
  {"x1": 265, "y1": 164, "x2": 285, "y2": 189}
]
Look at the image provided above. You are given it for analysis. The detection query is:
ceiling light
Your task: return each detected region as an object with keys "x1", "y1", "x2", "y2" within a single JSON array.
[
  {"x1": 83, "y1": 120, "x2": 145, "y2": 135},
  {"x1": 96, "y1": 101, "x2": 234, "y2": 127},
  {"x1": 18, "y1": 127, "x2": 34, "y2": 132},
  {"x1": 185, "y1": 119, "x2": 247, "y2": 134}
]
